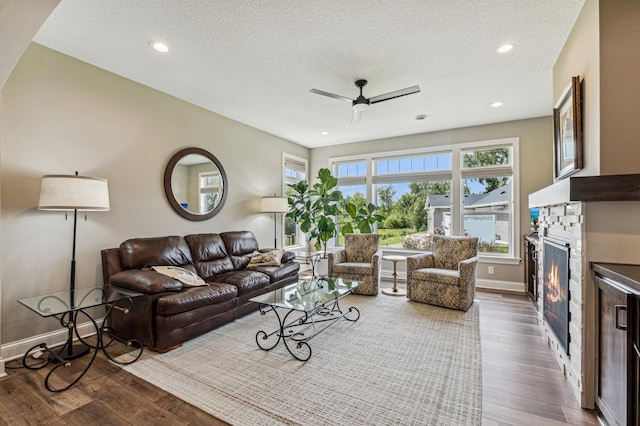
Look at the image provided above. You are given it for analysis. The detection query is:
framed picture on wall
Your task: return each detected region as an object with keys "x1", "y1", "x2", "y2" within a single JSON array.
[{"x1": 553, "y1": 76, "x2": 583, "y2": 180}]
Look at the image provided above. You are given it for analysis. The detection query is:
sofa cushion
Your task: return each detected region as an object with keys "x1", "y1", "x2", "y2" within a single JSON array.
[
  {"x1": 249, "y1": 261, "x2": 300, "y2": 283},
  {"x1": 120, "y1": 236, "x2": 193, "y2": 270},
  {"x1": 185, "y1": 233, "x2": 235, "y2": 279},
  {"x1": 220, "y1": 231, "x2": 259, "y2": 270},
  {"x1": 109, "y1": 270, "x2": 183, "y2": 294},
  {"x1": 210, "y1": 270, "x2": 270, "y2": 295},
  {"x1": 156, "y1": 283, "x2": 238, "y2": 316}
]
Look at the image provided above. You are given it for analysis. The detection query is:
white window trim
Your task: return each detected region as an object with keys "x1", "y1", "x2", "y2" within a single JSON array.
[
  {"x1": 283, "y1": 153, "x2": 308, "y2": 249},
  {"x1": 329, "y1": 137, "x2": 520, "y2": 260}
]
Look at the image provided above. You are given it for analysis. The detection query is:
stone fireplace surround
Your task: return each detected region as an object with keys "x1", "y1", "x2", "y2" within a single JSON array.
[
  {"x1": 534, "y1": 201, "x2": 585, "y2": 402},
  {"x1": 529, "y1": 173, "x2": 640, "y2": 408}
]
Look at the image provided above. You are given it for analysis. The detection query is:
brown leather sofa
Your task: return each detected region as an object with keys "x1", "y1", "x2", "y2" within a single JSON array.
[{"x1": 101, "y1": 231, "x2": 299, "y2": 352}]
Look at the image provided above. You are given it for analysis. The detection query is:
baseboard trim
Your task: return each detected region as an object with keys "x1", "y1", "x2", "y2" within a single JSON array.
[
  {"x1": 1, "y1": 319, "x2": 102, "y2": 363},
  {"x1": 476, "y1": 278, "x2": 525, "y2": 293}
]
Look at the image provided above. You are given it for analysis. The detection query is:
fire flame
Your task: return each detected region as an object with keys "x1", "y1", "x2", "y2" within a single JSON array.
[{"x1": 545, "y1": 261, "x2": 566, "y2": 304}]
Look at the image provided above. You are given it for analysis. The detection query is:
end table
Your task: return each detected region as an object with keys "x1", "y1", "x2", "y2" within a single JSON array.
[
  {"x1": 381, "y1": 255, "x2": 407, "y2": 296},
  {"x1": 18, "y1": 286, "x2": 144, "y2": 392}
]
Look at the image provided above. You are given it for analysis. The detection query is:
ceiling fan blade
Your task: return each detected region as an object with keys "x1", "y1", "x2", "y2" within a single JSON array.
[
  {"x1": 369, "y1": 85, "x2": 421, "y2": 104},
  {"x1": 309, "y1": 88, "x2": 352, "y2": 103},
  {"x1": 352, "y1": 108, "x2": 363, "y2": 122}
]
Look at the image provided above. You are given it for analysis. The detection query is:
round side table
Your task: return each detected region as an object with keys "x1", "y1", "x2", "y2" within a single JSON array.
[{"x1": 381, "y1": 255, "x2": 406, "y2": 296}]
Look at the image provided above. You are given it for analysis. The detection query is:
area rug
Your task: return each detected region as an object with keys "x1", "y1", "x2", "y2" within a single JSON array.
[{"x1": 121, "y1": 294, "x2": 482, "y2": 425}]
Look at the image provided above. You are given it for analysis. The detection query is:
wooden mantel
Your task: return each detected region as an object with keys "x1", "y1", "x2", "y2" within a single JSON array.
[
  {"x1": 570, "y1": 174, "x2": 640, "y2": 201},
  {"x1": 529, "y1": 174, "x2": 640, "y2": 207}
]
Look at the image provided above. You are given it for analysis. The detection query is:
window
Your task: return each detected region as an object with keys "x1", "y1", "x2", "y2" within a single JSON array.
[
  {"x1": 283, "y1": 155, "x2": 307, "y2": 248},
  {"x1": 330, "y1": 138, "x2": 519, "y2": 260},
  {"x1": 199, "y1": 172, "x2": 221, "y2": 214},
  {"x1": 334, "y1": 160, "x2": 367, "y2": 243},
  {"x1": 460, "y1": 145, "x2": 513, "y2": 255}
]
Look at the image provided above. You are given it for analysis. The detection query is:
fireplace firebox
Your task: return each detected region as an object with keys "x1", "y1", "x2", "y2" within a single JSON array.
[{"x1": 543, "y1": 239, "x2": 570, "y2": 356}]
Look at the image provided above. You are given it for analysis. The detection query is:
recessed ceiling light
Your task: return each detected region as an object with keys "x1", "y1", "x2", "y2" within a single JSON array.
[
  {"x1": 150, "y1": 41, "x2": 169, "y2": 53},
  {"x1": 415, "y1": 114, "x2": 428, "y2": 121},
  {"x1": 497, "y1": 43, "x2": 514, "y2": 53},
  {"x1": 491, "y1": 101, "x2": 504, "y2": 108},
  {"x1": 321, "y1": 131, "x2": 329, "y2": 135}
]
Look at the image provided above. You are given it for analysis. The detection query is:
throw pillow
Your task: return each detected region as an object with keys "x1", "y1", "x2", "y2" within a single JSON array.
[
  {"x1": 247, "y1": 250, "x2": 282, "y2": 267},
  {"x1": 151, "y1": 266, "x2": 207, "y2": 287}
]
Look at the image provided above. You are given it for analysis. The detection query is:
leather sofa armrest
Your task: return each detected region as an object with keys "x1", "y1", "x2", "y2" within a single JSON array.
[
  {"x1": 258, "y1": 248, "x2": 295, "y2": 263},
  {"x1": 109, "y1": 270, "x2": 183, "y2": 294},
  {"x1": 281, "y1": 250, "x2": 295, "y2": 263},
  {"x1": 406, "y1": 253, "x2": 435, "y2": 273}
]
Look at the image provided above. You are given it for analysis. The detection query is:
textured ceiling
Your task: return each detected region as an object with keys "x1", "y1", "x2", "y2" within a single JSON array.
[{"x1": 33, "y1": 0, "x2": 584, "y2": 148}]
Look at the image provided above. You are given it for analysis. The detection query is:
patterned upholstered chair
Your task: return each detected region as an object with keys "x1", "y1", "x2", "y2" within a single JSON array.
[
  {"x1": 328, "y1": 233, "x2": 381, "y2": 295},
  {"x1": 406, "y1": 235, "x2": 478, "y2": 311}
]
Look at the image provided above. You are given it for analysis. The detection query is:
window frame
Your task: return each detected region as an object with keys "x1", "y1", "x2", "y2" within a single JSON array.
[
  {"x1": 282, "y1": 153, "x2": 308, "y2": 249},
  {"x1": 329, "y1": 137, "x2": 520, "y2": 263}
]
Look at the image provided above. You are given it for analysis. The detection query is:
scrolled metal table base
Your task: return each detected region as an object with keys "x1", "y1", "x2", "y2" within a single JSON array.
[
  {"x1": 22, "y1": 300, "x2": 143, "y2": 392},
  {"x1": 255, "y1": 298, "x2": 360, "y2": 361}
]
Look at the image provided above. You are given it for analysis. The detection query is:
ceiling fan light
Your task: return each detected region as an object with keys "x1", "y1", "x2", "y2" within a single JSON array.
[{"x1": 353, "y1": 103, "x2": 369, "y2": 112}]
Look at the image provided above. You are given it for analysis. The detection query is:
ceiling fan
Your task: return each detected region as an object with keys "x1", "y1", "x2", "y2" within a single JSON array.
[{"x1": 310, "y1": 79, "x2": 420, "y2": 122}]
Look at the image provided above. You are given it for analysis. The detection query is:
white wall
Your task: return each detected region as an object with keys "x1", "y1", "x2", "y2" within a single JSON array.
[{"x1": 0, "y1": 43, "x2": 308, "y2": 345}]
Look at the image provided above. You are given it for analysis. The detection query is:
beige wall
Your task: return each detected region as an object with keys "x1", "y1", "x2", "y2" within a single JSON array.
[
  {"x1": 0, "y1": 44, "x2": 308, "y2": 344},
  {"x1": 599, "y1": 0, "x2": 640, "y2": 175},
  {"x1": 310, "y1": 116, "x2": 554, "y2": 285},
  {"x1": 553, "y1": 0, "x2": 600, "y2": 178}
]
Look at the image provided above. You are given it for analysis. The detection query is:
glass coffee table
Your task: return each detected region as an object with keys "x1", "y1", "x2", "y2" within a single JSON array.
[{"x1": 250, "y1": 277, "x2": 360, "y2": 361}]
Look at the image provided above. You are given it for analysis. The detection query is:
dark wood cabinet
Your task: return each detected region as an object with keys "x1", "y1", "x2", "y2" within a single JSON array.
[{"x1": 593, "y1": 263, "x2": 640, "y2": 426}]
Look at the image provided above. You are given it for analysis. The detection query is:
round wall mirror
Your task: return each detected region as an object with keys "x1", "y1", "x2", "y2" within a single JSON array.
[{"x1": 163, "y1": 147, "x2": 228, "y2": 221}]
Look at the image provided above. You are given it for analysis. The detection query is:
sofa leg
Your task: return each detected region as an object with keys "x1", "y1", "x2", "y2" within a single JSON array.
[{"x1": 149, "y1": 343, "x2": 182, "y2": 353}]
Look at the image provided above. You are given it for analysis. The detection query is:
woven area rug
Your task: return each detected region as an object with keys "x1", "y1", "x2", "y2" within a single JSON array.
[{"x1": 122, "y1": 294, "x2": 482, "y2": 425}]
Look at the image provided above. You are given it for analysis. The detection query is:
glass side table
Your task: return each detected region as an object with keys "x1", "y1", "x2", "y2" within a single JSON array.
[
  {"x1": 293, "y1": 250, "x2": 322, "y2": 276},
  {"x1": 18, "y1": 286, "x2": 144, "y2": 392}
]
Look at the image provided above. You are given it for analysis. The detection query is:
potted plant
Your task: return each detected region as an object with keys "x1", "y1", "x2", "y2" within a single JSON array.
[
  {"x1": 287, "y1": 168, "x2": 343, "y2": 260},
  {"x1": 288, "y1": 168, "x2": 385, "y2": 275},
  {"x1": 341, "y1": 201, "x2": 385, "y2": 235}
]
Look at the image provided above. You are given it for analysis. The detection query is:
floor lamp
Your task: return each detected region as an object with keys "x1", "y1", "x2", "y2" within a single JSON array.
[
  {"x1": 261, "y1": 195, "x2": 289, "y2": 249},
  {"x1": 38, "y1": 172, "x2": 110, "y2": 360}
]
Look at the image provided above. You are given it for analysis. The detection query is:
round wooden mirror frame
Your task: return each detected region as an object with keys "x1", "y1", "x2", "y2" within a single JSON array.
[{"x1": 163, "y1": 147, "x2": 228, "y2": 221}]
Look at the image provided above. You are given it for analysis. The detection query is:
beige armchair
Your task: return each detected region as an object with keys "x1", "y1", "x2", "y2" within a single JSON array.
[
  {"x1": 328, "y1": 233, "x2": 381, "y2": 295},
  {"x1": 406, "y1": 235, "x2": 478, "y2": 311}
]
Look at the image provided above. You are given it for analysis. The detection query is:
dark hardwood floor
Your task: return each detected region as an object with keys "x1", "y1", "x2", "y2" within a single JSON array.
[{"x1": 0, "y1": 287, "x2": 599, "y2": 425}]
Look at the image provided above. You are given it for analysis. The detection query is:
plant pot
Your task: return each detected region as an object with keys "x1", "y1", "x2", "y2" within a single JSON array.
[{"x1": 315, "y1": 258, "x2": 328, "y2": 276}]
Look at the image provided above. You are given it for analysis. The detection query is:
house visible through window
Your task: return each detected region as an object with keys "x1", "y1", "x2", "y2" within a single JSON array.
[{"x1": 330, "y1": 138, "x2": 518, "y2": 259}]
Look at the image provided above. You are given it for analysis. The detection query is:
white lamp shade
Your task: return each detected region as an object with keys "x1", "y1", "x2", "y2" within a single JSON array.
[
  {"x1": 261, "y1": 196, "x2": 288, "y2": 213},
  {"x1": 38, "y1": 175, "x2": 110, "y2": 211}
]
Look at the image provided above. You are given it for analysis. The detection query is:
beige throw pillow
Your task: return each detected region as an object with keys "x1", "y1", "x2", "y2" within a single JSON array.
[
  {"x1": 151, "y1": 266, "x2": 207, "y2": 287},
  {"x1": 247, "y1": 250, "x2": 283, "y2": 267}
]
